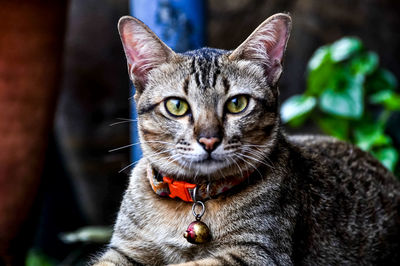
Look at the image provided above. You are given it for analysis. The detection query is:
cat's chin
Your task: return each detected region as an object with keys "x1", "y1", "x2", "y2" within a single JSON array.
[
  {"x1": 151, "y1": 158, "x2": 249, "y2": 183},
  {"x1": 188, "y1": 159, "x2": 229, "y2": 175}
]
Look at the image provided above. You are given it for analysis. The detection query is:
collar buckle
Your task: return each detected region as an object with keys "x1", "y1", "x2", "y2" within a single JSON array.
[{"x1": 163, "y1": 176, "x2": 196, "y2": 202}]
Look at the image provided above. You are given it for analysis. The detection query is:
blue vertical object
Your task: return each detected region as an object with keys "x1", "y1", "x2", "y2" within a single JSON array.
[{"x1": 129, "y1": 0, "x2": 206, "y2": 163}]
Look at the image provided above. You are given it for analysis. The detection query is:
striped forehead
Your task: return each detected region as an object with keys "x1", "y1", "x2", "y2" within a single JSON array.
[{"x1": 183, "y1": 48, "x2": 229, "y2": 100}]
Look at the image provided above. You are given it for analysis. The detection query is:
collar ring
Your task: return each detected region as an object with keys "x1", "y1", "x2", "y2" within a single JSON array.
[
  {"x1": 206, "y1": 182, "x2": 212, "y2": 199},
  {"x1": 192, "y1": 201, "x2": 205, "y2": 220},
  {"x1": 192, "y1": 186, "x2": 198, "y2": 202}
]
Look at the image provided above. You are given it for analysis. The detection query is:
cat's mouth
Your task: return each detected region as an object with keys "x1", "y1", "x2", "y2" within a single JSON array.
[
  {"x1": 179, "y1": 155, "x2": 231, "y2": 175},
  {"x1": 185, "y1": 153, "x2": 226, "y2": 165},
  {"x1": 197, "y1": 154, "x2": 223, "y2": 163}
]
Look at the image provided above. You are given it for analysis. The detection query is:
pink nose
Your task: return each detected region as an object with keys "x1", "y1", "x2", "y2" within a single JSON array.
[{"x1": 198, "y1": 137, "x2": 221, "y2": 152}]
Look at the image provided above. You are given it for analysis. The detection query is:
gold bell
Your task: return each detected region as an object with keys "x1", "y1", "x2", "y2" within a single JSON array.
[
  {"x1": 184, "y1": 200, "x2": 211, "y2": 244},
  {"x1": 184, "y1": 220, "x2": 211, "y2": 244}
]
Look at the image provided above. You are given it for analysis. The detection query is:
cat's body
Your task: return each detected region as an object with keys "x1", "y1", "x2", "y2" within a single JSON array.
[{"x1": 94, "y1": 14, "x2": 400, "y2": 265}]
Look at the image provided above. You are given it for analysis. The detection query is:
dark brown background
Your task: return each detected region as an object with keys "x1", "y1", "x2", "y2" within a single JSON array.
[{"x1": 0, "y1": 0, "x2": 399, "y2": 264}]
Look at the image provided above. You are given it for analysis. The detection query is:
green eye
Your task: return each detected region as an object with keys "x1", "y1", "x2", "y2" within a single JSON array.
[
  {"x1": 226, "y1": 95, "x2": 248, "y2": 114},
  {"x1": 165, "y1": 98, "x2": 189, "y2": 116}
]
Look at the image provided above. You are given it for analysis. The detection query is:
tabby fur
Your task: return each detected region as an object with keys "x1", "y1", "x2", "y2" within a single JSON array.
[{"x1": 93, "y1": 14, "x2": 400, "y2": 265}]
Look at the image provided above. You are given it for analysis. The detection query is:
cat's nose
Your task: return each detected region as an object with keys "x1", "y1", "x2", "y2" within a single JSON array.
[{"x1": 198, "y1": 137, "x2": 221, "y2": 153}]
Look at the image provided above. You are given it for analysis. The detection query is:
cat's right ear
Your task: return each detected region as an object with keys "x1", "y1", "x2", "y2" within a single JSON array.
[
  {"x1": 118, "y1": 16, "x2": 175, "y2": 93},
  {"x1": 229, "y1": 13, "x2": 292, "y2": 87}
]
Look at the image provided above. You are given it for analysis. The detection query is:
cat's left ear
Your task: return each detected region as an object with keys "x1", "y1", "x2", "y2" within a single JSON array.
[
  {"x1": 118, "y1": 16, "x2": 176, "y2": 94},
  {"x1": 229, "y1": 13, "x2": 292, "y2": 86}
]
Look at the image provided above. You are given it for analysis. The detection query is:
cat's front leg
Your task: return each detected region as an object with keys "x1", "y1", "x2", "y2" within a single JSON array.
[
  {"x1": 168, "y1": 258, "x2": 220, "y2": 266},
  {"x1": 169, "y1": 247, "x2": 293, "y2": 266},
  {"x1": 92, "y1": 247, "x2": 142, "y2": 266}
]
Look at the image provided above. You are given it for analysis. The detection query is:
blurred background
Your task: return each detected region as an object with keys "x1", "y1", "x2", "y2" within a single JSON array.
[{"x1": 0, "y1": 0, "x2": 399, "y2": 265}]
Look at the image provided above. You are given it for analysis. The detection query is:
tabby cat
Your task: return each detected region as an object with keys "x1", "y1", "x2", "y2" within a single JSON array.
[{"x1": 93, "y1": 14, "x2": 400, "y2": 265}]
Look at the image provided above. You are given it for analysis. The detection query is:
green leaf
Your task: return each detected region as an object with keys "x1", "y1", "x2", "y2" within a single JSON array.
[
  {"x1": 369, "y1": 90, "x2": 400, "y2": 110},
  {"x1": 307, "y1": 46, "x2": 331, "y2": 71},
  {"x1": 26, "y1": 249, "x2": 56, "y2": 266},
  {"x1": 374, "y1": 134, "x2": 393, "y2": 146},
  {"x1": 353, "y1": 123, "x2": 389, "y2": 151},
  {"x1": 59, "y1": 226, "x2": 112, "y2": 244},
  {"x1": 287, "y1": 114, "x2": 310, "y2": 128},
  {"x1": 365, "y1": 68, "x2": 398, "y2": 93},
  {"x1": 330, "y1": 37, "x2": 363, "y2": 62},
  {"x1": 316, "y1": 116, "x2": 349, "y2": 140},
  {"x1": 369, "y1": 89, "x2": 392, "y2": 103},
  {"x1": 307, "y1": 63, "x2": 335, "y2": 96},
  {"x1": 372, "y1": 147, "x2": 399, "y2": 172},
  {"x1": 351, "y1": 51, "x2": 379, "y2": 75},
  {"x1": 281, "y1": 95, "x2": 317, "y2": 125},
  {"x1": 319, "y1": 74, "x2": 364, "y2": 119},
  {"x1": 383, "y1": 95, "x2": 400, "y2": 110},
  {"x1": 306, "y1": 49, "x2": 335, "y2": 96}
]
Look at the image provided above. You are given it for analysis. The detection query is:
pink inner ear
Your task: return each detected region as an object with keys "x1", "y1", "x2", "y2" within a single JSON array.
[
  {"x1": 267, "y1": 20, "x2": 289, "y2": 63},
  {"x1": 119, "y1": 18, "x2": 171, "y2": 83},
  {"x1": 239, "y1": 15, "x2": 291, "y2": 85},
  {"x1": 121, "y1": 31, "x2": 156, "y2": 78},
  {"x1": 231, "y1": 15, "x2": 291, "y2": 68},
  {"x1": 123, "y1": 38, "x2": 151, "y2": 78}
]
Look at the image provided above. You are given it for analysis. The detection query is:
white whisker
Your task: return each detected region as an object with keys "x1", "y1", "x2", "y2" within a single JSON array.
[
  {"x1": 109, "y1": 118, "x2": 139, "y2": 127},
  {"x1": 228, "y1": 154, "x2": 244, "y2": 178},
  {"x1": 118, "y1": 148, "x2": 175, "y2": 173},
  {"x1": 233, "y1": 153, "x2": 263, "y2": 179},
  {"x1": 242, "y1": 145, "x2": 276, "y2": 170},
  {"x1": 239, "y1": 150, "x2": 274, "y2": 170},
  {"x1": 109, "y1": 143, "x2": 140, "y2": 152},
  {"x1": 118, "y1": 162, "x2": 136, "y2": 173},
  {"x1": 109, "y1": 140, "x2": 174, "y2": 152}
]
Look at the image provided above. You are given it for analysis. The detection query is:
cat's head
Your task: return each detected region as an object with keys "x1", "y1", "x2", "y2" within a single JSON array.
[{"x1": 118, "y1": 14, "x2": 291, "y2": 182}]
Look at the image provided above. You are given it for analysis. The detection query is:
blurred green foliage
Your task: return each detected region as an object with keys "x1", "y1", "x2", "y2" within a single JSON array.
[
  {"x1": 60, "y1": 226, "x2": 112, "y2": 244},
  {"x1": 281, "y1": 37, "x2": 400, "y2": 173},
  {"x1": 26, "y1": 249, "x2": 56, "y2": 266}
]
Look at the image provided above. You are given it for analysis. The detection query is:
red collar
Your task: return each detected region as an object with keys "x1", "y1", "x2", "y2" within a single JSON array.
[{"x1": 147, "y1": 166, "x2": 251, "y2": 202}]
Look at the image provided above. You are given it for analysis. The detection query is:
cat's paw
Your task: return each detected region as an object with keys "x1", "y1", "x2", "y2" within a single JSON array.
[
  {"x1": 169, "y1": 258, "x2": 219, "y2": 266},
  {"x1": 92, "y1": 262, "x2": 116, "y2": 266},
  {"x1": 169, "y1": 263, "x2": 199, "y2": 266}
]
